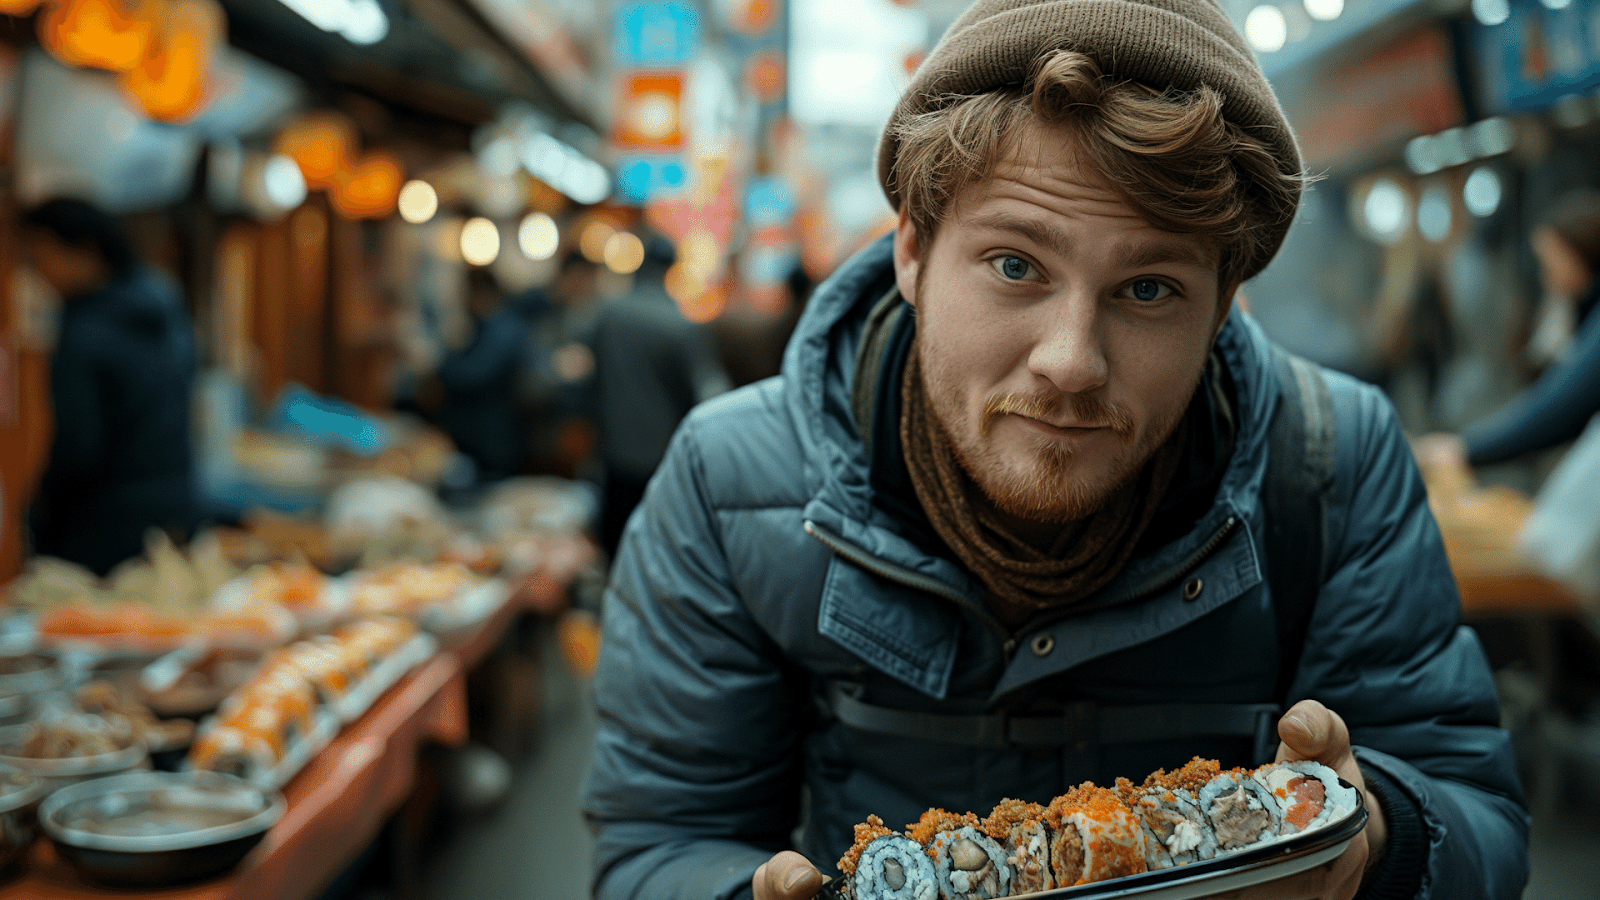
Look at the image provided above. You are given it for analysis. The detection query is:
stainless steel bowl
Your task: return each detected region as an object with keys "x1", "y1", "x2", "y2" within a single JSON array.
[
  {"x1": 0, "y1": 723, "x2": 149, "y2": 795},
  {"x1": 0, "y1": 653, "x2": 62, "y2": 696},
  {"x1": 0, "y1": 653, "x2": 63, "y2": 727},
  {"x1": 40, "y1": 771, "x2": 285, "y2": 887}
]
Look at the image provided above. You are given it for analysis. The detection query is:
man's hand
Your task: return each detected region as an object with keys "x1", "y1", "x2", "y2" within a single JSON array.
[
  {"x1": 753, "y1": 851, "x2": 825, "y2": 900},
  {"x1": 1203, "y1": 699, "x2": 1388, "y2": 899}
]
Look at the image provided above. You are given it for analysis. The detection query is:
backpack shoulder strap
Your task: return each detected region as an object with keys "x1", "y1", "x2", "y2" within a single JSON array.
[{"x1": 1262, "y1": 350, "x2": 1337, "y2": 708}]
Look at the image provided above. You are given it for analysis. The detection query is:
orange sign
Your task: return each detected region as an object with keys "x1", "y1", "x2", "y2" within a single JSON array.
[
  {"x1": 745, "y1": 50, "x2": 785, "y2": 104},
  {"x1": 732, "y1": 0, "x2": 776, "y2": 35},
  {"x1": 612, "y1": 71, "x2": 684, "y2": 151}
]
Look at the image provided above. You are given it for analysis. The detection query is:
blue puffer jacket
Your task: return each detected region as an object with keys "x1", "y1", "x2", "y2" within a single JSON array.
[{"x1": 582, "y1": 235, "x2": 1529, "y2": 900}]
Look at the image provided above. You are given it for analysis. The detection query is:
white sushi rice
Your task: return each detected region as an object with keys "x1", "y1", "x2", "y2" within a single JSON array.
[{"x1": 855, "y1": 834, "x2": 937, "y2": 900}]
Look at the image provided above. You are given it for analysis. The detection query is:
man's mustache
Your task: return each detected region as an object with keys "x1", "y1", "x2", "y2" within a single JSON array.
[{"x1": 980, "y1": 392, "x2": 1135, "y2": 437}]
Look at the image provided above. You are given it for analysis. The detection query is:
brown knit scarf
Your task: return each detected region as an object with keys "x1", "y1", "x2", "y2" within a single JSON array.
[{"x1": 901, "y1": 349, "x2": 1188, "y2": 626}]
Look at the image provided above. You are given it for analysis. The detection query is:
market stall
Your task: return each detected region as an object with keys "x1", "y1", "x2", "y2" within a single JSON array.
[{"x1": 0, "y1": 472, "x2": 600, "y2": 898}]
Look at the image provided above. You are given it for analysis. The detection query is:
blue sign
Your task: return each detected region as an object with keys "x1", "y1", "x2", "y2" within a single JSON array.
[
  {"x1": 1473, "y1": 0, "x2": 1600, "y2": 114},
  {"x1": 615, "y1": 154, "x2": 689, "y2": 205},
  {"x1": 744, "y1": 177, "x2": 796, "y2": 229},
  {"x1": 614, "y1": 0, "x2": 702, "y2": 67}
]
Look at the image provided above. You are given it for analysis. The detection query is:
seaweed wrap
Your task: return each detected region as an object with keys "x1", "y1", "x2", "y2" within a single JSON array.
[
  {"x1": 908, "y1": 809, "x2": 1011, "y2": 900},
  {"x1": 1252, "y1": 759, "x2": 1358, "y2": 835},
  {"x1": 981, "y1": 798, "x2": 1054, "y2": 893},
  {"x1": 1115, "y1": 757, "x2": 1220, "y2": 869},
  {"x1": 837, "y1": 815, "x2": 937, "y2": 900},
  {"x1": 1198, "y1": 767, "x2": 1284, "y2": 851},
  {"x1": 1043, "y1": 784, "x2": 1148, "y2": 887}
]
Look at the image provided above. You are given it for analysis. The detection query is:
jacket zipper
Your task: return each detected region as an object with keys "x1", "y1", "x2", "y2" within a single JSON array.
[{"x1": 803, "y1": 520, "x2": 1012, "y2": 648}]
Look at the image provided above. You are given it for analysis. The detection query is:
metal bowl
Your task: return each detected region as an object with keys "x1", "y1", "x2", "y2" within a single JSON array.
[
  {"x1": 0, "y1": 653, "x2": 63, "y2": 726},
  {"x1": 40, "y1": 771, "x2": 285, "y2": 888},
  {"x1": 0, "y1": 723, "x2": 149, "y2": 794},
  {"x1": 0, "y1": 653, "x2": 62, "y2": 695}
]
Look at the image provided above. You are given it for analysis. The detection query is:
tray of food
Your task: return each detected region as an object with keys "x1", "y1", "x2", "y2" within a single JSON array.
[
  {"x1": 822, "y1": 756, "x2": 1366, "y2": 900},
  {"x1": 184, "y1": 614, "x2": 432, "y2": 790}
]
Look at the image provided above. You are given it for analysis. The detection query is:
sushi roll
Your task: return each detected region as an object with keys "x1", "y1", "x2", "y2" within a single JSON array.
[
  {"x1": 1115, "y1": 757, "x2": 1220, "y2": 869},
  {"x1": 186, "y1": 723, "x2": 276, "y2": 780},
  {"x1": 1198, "y1": 767, "x2": 1285, "y2": 851},
  {"x1": 981, "y1": 799, "x2": 1054, "y2": 893},
  {"x1": 1044, "y1": 784, "x2": 1148, "y2": 887},
  {"x1": 837, "y1": 815, "x2": 937, "y2": 900},
  {"x1": 1252, "y1": 760, "x2": 1358, "y2": 834},
  {"x1": 908, "y1": 809, "x2": 1010, "y2": 900}
]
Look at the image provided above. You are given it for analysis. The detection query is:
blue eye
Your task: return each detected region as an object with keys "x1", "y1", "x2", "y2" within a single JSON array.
[
  {"x1": 994, "y1": 256, "x2": 1033, "y2": 280},
  {"x1": 1127, "y1": 278, "x2": 1172, "y2": 302}
]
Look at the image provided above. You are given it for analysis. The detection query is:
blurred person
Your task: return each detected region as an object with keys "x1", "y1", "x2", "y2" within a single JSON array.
[
  {"x1": 582, "y1": 2, "x2": 1528, "y2": 900},
  {"x1": 1417, "y1": 189, "x2": 1600, "y2": 472},
  {"x1": 711, "y1": 261, "x2": 815, "y2": 388},
  {"x1": 21, "y1": 197, "x2": 200, "y2": 576},
  {"x1": 585, "y1": 234, "x2": 730, "y2": 559},
  {"x1": 430, "y1": 268, "x2": 532, "y2": 485},
  {"x1": 513, "y1": 249, "x2": 604, "y2": 481}
]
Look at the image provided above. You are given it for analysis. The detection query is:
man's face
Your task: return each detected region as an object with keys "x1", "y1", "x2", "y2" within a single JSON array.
[{"x1": 893, "y1": 120, "x2": 1231, "y2": 524}]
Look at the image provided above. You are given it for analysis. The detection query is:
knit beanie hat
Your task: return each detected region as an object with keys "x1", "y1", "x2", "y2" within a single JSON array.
[{"x1": 877, "y1": 0, "x2": 1303, "y2": 272}]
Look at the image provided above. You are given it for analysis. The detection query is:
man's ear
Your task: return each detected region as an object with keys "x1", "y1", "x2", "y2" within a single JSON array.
[{"x1": 892, "y1": 205, "x2": 921, "y2": 307}]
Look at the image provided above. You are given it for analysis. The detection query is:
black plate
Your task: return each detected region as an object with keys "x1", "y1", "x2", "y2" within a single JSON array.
[{"x1": 820, "y1": 781, "x2": 1366, "y2": 900}]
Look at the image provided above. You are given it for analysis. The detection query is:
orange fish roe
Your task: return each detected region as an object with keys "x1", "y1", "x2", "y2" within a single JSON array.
[
  {"x1": 1043, "y1": 783, "x2": 1117, "y2": 830},
  {"x1": 907, "y1": 808, "x2": 980, "y2": 864},
  {"x1": 1144, "y1": 757, "x2": 1222, "y2": 794},
  {"x1": 906, "y1": 808, "x2": 978, "y2": 844},
  {"x1": 1044, "y1": 784, "x2": 1148, "y2": 885},
  {"x1": 836, "y1": 814, "x2": 894, "y2": 875},
  {"x1": 1283, "y1": 776, "x2": 1326, "y2": 830},
  {"x1": 981, "y1": 798, "x2": 1046, "y2": 841}
]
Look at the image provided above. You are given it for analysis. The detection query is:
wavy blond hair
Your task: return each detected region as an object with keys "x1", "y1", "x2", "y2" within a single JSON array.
[{"x1": 891, "y1": 50, "x2": 1307, "y2": 291}]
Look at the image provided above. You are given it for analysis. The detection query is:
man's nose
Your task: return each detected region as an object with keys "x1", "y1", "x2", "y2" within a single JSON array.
[{"x1": 1027, "y1": 298, "x2": 1108, "y2": 395}]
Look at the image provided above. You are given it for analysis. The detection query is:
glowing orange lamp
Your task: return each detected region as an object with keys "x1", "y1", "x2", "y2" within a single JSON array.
[
  {"x1": 40, "y1": 0, "x2": 155, "y2": 73},
  {"x1": 275, "y1": 112, "x2": 359, "y2": 191},
  {"x1": 120, "y1": 0, "x2": 223, "y2": 122},
  {"x1": 331, "y1": 151, "x2": 403, "y2": 219}
]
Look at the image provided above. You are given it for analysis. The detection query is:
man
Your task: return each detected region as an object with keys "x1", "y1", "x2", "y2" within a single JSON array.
[
  {"x1": 22, "y1": 197, "x2": 200, "y2": 576},
  {"x1": 432, "y1": 268, "x2": 532, "y2": 485},
  {"x1": 585, "y1": 234, "x2": 730, "y2": 559},
  {"x1": 582, "y1": 2, "x2": 1529, "y2": 899}
]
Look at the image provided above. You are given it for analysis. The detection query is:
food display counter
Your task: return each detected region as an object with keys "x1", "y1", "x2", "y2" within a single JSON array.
[
  {"x1": 0, "y1": 653, "x2": 468, "y2": 900},
  {"x1": 0, "y1": 477, "x2": 602, "y2": 899}
]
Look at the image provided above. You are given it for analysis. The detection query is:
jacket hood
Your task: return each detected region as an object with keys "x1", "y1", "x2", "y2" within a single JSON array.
[{"x1": 781, "y1": 231, "x2": 1286, "y2": 570}]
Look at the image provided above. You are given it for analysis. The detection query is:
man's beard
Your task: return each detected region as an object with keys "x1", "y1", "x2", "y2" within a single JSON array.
[{"x1": 922, "y1": 357, "x2": 1193, "y2": 524}]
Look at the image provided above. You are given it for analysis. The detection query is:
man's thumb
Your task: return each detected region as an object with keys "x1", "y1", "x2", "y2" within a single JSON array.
[{"x1": 1277, "y1": 698, "x2": 1334, "y2": 760}]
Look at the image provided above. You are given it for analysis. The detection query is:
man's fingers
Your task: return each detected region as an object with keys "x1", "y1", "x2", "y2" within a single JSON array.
[{"x1": 754, "y1": 851, "x2": 824, "y2": 900}]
